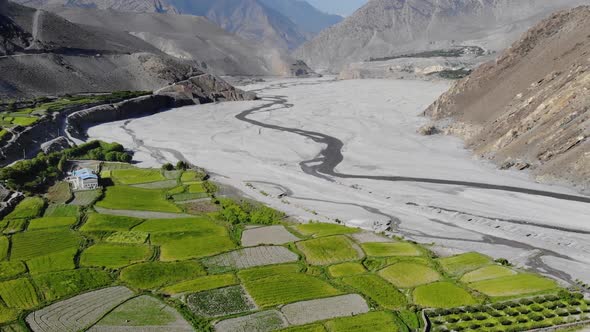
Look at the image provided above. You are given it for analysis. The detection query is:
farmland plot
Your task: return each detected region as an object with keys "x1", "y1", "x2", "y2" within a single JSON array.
[
  {"x1": 460, "y1": 265, "x2": 516, "y2": 283},
  {"x1": 132, "y1": 180, "x2": 178, "y2": 189},
  {"x1": 96, "y1": 186, "x2": 181, "y2": 213},
  {"x1": 161, "y1": 274, "x2": 238, "y2": 295},
  {"x1": 119, "y1": 261, "x2": 206, "y2": 290},
  {"x1": 111, "y1": 169, "x2": 166, "y2": 185},
  {"x1": 11, "y1": 229, "x2": 82, "y2": 261},
  {"x1": 204, "y1": 246, "x2": 298, "y2": 270},
  {"x1": 341, "y1": 274, "x2": 407, "y2": 309},
  {"x1": 413, "y1": 282, "x2": 477, "y2": 308},
  {"x1": 0, "y1": 236, "x2": 8, "y2": 260},
  {"x1": 25, "y1": 248, "x2": 77, "y2": 274},
  {"x1": 278, "y1": 325, "x2": 326, "y2": 332},
  {"x1": 468, "y1": 274, "x2": 558, "y2": 297},
  {"x1": 327, "y1": 262, "x2": 366, "y2": 278},
  {"x1": 214, "y1": 310, "x2": 287, "y2": 332},
  {"x1": 350, "y1": 232, "x2": 392, "y2": 244},
  {"x1": 88, "y1": 295, "x2": 193, "y2": 332},
  {"x1": 0, "y1": 261, "x2": 26, "y2": 279},
  {"x1": 5, "y1": 197, "x2": 44, "y2": 219},
  {"x1": 151, "y1": 233, "x2": 235, "y2": 261},
  {"x1": 323, "y1": 311, "x2": 400, "y2": 332},
  {"x1": 105, "y1": 231, "x2": 149, "y2": 244},
  {"x1": 32, "y1": 269, "x2": 113, "y2": 301},
  {"x1": 437, "y1": 252, "x2": 492, "y2": 276},
  {"x1": 0, "y1": 305, "x2": 20, "y2": 325},
  {"x1": 379, "y1": 262, "x2": 441, "y2": 288},
  {"x1": 241, "y1": 225, "x2": 300, "y2": 247},
  {"x1": 27, "y1": 286, "x2": 134, "y2": 332},
  {"x1": 293, "y1": 223, "x2": 359, "y2": 237},
  {"x1": 80, "y1": 243, "x2": 152, "y2": 268},
  {"x1": 296, "y1": 236, "x2": 363, "y2": 265},
  {"x1": 80, "y1": 213, "x2": 144, "y2": 232},
  {"x1": 186, "y1": 285, "x2": 257, "y2": 317},
  {"x1": 133, "y1": 217, "x2": 222, "y2": 234},
  {"x1": 0, "y1": 278, "x2": 39, "y2": 309},
  {"x1": 280, "y1": 294, "x2": 369, "y2": 325},
  {"x1": 361, "y1": 242, "x2": 421, "y2": 257},
  {"x1": 69, "y1": 190, "x2": 101, "y2": 206},
  {"x1": 27, "y1": 217, "x2": 77, "y2": 230},
  {"x1": 43, "y1": 204, "x2": 79, "y2": 217},
  {"x1": 2, "y1": 220, "x2": 26, "y2": 235}
]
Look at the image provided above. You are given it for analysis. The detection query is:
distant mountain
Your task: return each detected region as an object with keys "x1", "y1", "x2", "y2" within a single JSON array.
[
  {"x1": 425, "y1": 6, "x2": 590, "y2": 188},
  {"x1": 295, "y1": 0, "x2": 590, "y2": 72},
  {"x1": 13, "y1": 0, "x2": 177, "y2": 13},
  {"x1": 258, "y1": 0, "x2": 342, "y2": 34}
]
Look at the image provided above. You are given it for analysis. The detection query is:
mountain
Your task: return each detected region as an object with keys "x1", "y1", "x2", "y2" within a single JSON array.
[
  {"x1": 13, "y1": 0, "x2": 177, "y2": 13},
  {"x1": 258, "y1": 0, "x2": 342, "y2": 34},
  {"x1": 295, "y1": 0, "x2": 590, "y2": 73},
  {"x1": 424, "y1": 6, "x2": 590, "y2": 188}
]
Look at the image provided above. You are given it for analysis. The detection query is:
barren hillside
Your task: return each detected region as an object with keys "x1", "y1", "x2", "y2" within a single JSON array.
[{"x1": 425, "y1": 6, "x2": 590, "y2": 189}]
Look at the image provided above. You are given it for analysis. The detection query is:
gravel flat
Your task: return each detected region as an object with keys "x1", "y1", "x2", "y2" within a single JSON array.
[
  {"x1": 241, "y1": 226, "x2": 300, "y2": 247},
  {"x1": 280, "y1": 294, "x2": 369, "y2": 325},
  {"x1": 204, "y1": 246, "x2": 298, "y2": 269}
]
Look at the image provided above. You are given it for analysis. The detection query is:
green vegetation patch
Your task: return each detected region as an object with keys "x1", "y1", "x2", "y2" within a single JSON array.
[
  {"x1": 132, "y1": 216, "x2": 221, "y2": 234},
  {"x1": 188, "y1": 182, "x2": 206, "y2": 193},
  {"x1": 105, "y1": 231, "x2": 149, "y2": 244},
  {"x1": 328, "y1": 262, "x2": 366, "y2": 278},
  {"x1": 238, "y1": 264, "x2": 341, "y2": 308},
  {"x1": 361, "y1": 242, "x2": 421, "y2": 257},
  {"x1": 180, "y1": 170, "x2": 206, "y2": 183},
  {"x1": 379, "y1": 262, "x2": 441, "y2": 288},
  {"x1": 120, "y1": 261, "x2": 206, "y2": 290},
  {"x1": 0, "y1": 261, "x2": 27, "y2": 279},
  {"x1": 32, "y1": 268, "x2": 113, "y2": 301},
  {"x1": 96, "y1": 186, "x2": 182, "y2": 213},
  {"x1": 2, "y1": 219, "x2": 26, "y2": 234},
  {"x1": 296, "y1": 235, "x2": 362, "y2": 265},
  {"x1": 27, "y1": 217, "x2": 77, "y2": 230},
  {"x1": 94, "y1": 295, "x2": 180, "y2": 327},
  {"x1": 0, "y1": 236, "x2": 8, "y2": 260},
  {"x1": 11, "y1": 117, "x2": 38, "y2": 127},
  {"x1": 151, "y1": 233, "x2": 235, "y2": 261},
  {"x1": 324, "y1": 311, "x2": 400, "y2": 332},
  {"x1": 161, "y1": 274, "x2": 238, "y2": 295},
  {"x1": 469, "y1": 274, "x2": 558, "y2": 297},
  {"x1": 43, "y1": 204, "x2": 79, "y2": 217},
  {"x1": 80, "y1": 243, "x2": 152, "y2": 269},
  {"x1": 413, "y1": 282, "x2": 477, "y2": 308},
  {"x1": 342, "y1": 274, "x2": 407, "y2": 309},
  {"x1": 69, "y1": 189, "x2": 101, "y2": 206},
  {"x1": 0, "y1": 278, "x2": 40, "y2": 309},
  {"x1": 5, "y1": 197, "x2": 44, "y2": 219},
  {"x1": 278, "y1": 325, "x2": 326, "y2": 332},
  {"x1": 25, "y1": 248, "x2": 77, "y2": 274},
  {"x1": 111, "y1": 169, "x2": 166, "y2": 185},
  {"x1": 45, "y1": 182, "x2": 72, "y2": 204},
  {"x1": 186, "y1": 285, "x2": 256, "y2": 317},
  {"x1": 0, "y1": 304, "x2": 20, "y2": 325},
  {"x1": 438, "y1": 252, "x2": 492, "y2": 276},
  {"x1": 460, "y1": 265, "x2": 516, "y2": 283},
  {"x1": 294, "y1": 223, "x2": 359, "y2": 237},
  {"x1": 80, "y1": 213, "x2": 144, "y2": 232},
  {"x1": 11, "y1": 229, "x2": 82, "y2": 261}
]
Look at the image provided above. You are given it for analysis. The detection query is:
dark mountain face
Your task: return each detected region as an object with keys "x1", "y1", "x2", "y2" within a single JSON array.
[{"x1": 257, "y1": 0, "x2": 342, "y2": 34}]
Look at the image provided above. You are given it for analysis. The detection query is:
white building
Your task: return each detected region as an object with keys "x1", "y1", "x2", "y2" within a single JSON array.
[{"x1": 67, "y1": 168, "x2": 99, "y2": 190}]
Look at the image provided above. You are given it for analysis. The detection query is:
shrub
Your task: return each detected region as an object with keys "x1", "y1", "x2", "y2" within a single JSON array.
[
  {"x1": 445, "y1": 317, "x2": 459, "y2": 323},
  {"x1": 505, "y1": 309, "x2": 519, "y2": 317},
  {"x1": 530, "y1": 304, "x2": 544, "y2": 312},
  {"x1": 162, "y1": 163, "x2": 174, "y2": 171},
  {"x1": 469, "y1": 323, "x2": 481, "y2": 330},
  {"x1": 519, "y1": 299, "x2": 534, "y2": 305},
  {"x1": 517, "y1": 307, "x2": 530, "y2": 314},
  {"x1": 459, "y1": 313, "x2": 472, "y2": 321},
  {"x1": 544, "y1": 301, "x2": 558, "y2": 310},
  {"x1": 484, "y1": 322, "x2": 495, "y2": 328},
  {"x1": 568, "y1": 307, "x2": 581, "y2": 315},
  {"x1": 492, "y1": 303, "x2": 507, "y2": 310},
  {"x1": 499, "y1": 318, "x2": 513, "y2": 326},
  {"x1": 490, "y1": 310, "x2": 504, "y2": 318},
  {"x1": 556, "y1": 309, "x2": 569, "y2": 317},
  {"x1": 516, "y1": 316, "x2": 528, "y2": 323},
  {"x1": 473, "y1": 313, "x2": 487, "y2": 321},
  {"x1": 544, "y1": 294, "x2": 559, "y2": 302},
  {"x1": 543, "y1": 311, "x2": 556, "y2": 318},
  {"x1": 176, "y1": 161, "x2": 188, "y2": 170}
]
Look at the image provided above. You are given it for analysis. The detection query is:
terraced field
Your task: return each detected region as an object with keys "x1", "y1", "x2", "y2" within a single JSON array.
[
  {"x1": 327, "y1": 262, "x2": 366, "y2": 278},
  {"x1": 296, "y1": 236, "x2": 362, "y2": 265},
  {"x1": 11, "y1": 229, "x2": 82, "y2": 261},
  {"x1": 97, "y1": 186, "x2": 182, "y2": 213},
  {"x1": 111, "y1": 169, "x2": 166, "y2": 185},
  {"x1": 413, "y1": 282, "x2": 478, "y2": 308},
  {"x1": 280, "y1": 294, "x2": 369, "y2": 325},
  {"x1": 120, "y1": 261, "x2": 206, "y2": 289},
  {"x1": 341, "y1": 274, "x2": 407, "y2": 309},
  {"x1": 293, "y1": 223, "x2": 359, "y2": 237},
  {"x1": 187, "y1": 285, "x2": 257, "y2": 317},
  {"x1": 469, "y1": 274, "x2": 558, "y2": 297},
  {"x1": 241, "y1": 225, "x2": 300, "y2": 246},
  {"x1": 162, "y1": 274, "x2": 239, "y2": 295},
  {"x1": 438, "y1": 252, "x2": 492, "y2": 276},
  {"x1": 80, "y1": 243, "x2": 152, "y2": 268},
  {"x1": 379, "y1": 262, "x2": 441, "y2": 288},
  {"x1": 361, "y1": 242, "x2": 421, "y2": 257},
  {"x1": 27, "y1": 217, "x2": 77, "y2": 230},
  {"x1": 204, "y1": 246, "x2": 299, "y2": 270}
]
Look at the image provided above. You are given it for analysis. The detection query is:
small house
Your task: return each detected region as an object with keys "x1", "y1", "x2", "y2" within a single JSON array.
[{"x1": 67, "y1": 168, "x2": 99, "y2": 191}]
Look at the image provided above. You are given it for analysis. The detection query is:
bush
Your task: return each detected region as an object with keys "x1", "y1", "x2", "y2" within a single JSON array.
[
  {"x1": 218, "y1": 198, "x2": 285, "y2": 225},
  {"x1": 517, "y1": 307, "x2": 530, "y2": 314},
  {"x1": 445, "y1": 317, "x2": 459, "y2": 323},
  {"x1": 473, "y1": 313, "x2": 487, "y2": 321},
  {"x1": 484, "y1": 322, "x2": 495, "y2": 328},
  {"x1": 176, "y1": 161, "x2": 189, "y2": 170},
  {"x1": 499, "y1": 318, "x2": 513, "y2": 326},
  {"x1": 543, "y1": 311, "x2": 556, "y2": 318},
  {"x1": 459, "y1": 313, "x2": 472, "y2": 321},
  {"x1": 516, "y1": 316, "x2": 528, "y2": 323},
  {"x1": 556, "y1": 309, "x2": 569, "y2": 317},
  {"x1": 162, "y1": 163, "x2": 174, "y2": 171},
  {"x1": 568, "y1": 307, "x2": 581, "y2": 315},
  {"x1": 469, "y1": 323, "x2": 481, "y2": 330},
  {"x1": 492, "y1": 303, "x2": 507, "y2": 310},
  {"x1": 519, "y1": 299, "x2": 534, "y2": 305},
  {"x1": 530, "y1": 304, "x2": 544, "y2": 312}
]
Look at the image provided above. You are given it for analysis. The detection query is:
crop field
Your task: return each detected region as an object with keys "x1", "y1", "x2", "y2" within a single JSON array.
[
  {"x1": 10, "y1": 229, "x2": 82, "y2": 260},
  {"x1": 180, "y1": 170, "x2": 206, "y2": 183},
  {"x1": 80, "y1": 213, "x2": 145, "y2": 232},
  {"x1": 188, "y1": 182, "x2": 206, "y2": 193},
  {"x1": 413, "y1": 282, "x2": 477, "y2": 308},
  {"x1": 0, "y1": 305, "x2": 20, "y2": 325},
  {"x1": 43, "y1": 204, "x2": 79, "y2": 217},
  {"x1": 469, "y1": 274, "x2": 558, "y2": 297},
  {"x1": 105, "y1": 231, "x2": 149, "y2": 244},
  {"x1": 89, "y1": 295, "x2": 193, "y2": 331},
  {"x1": 323, "y1": 311, "x2": 400, "y2": 332},
  {"x1": 0, "y1": 278, "x2": 40, "y2": 309},
  {"x1": 296, "y1": 236, "x2": 363, "y2": 265},
  {"x1": 280, "y1": 294, "x2": 369, "y2": 326},
  {"x1": 132, "y1": 179, "x2": 179, "y2": 189},
  {"x1": 5, "y1": 197, "x2": 44, "y2": 219},
  {"x1": 2, "y1": 219, "x2": 26, "y2": 234},
  {"x1": 152, "y1": 233, "x2": 235, "y2": 261},
  {"x1": 0, "y1": 236, "x2": 9, "y2": 259},
  {"x1": 238, "y1": 264, "x2": 341, "y2": 307},
  {"x1": 293, "y1": 223, "x2": 359, "y2": 237},
  {"x1": 45, "y1": 182, "x2": 72, "y2": 204},
  {"x1": 32, "y1": 268, "x2": 113, "y2": 301},
  {"x1": 350, "y1": 232, "x2": 392, "y2": 243},
  {"x1": 25, "y1": 248, "x2": 77, "y2": 274},
  {"x1": 96, "y1": 186, "x2": 182, "y2": 213},
  {"x1": 438, "y1": 252, "x2": 492, "y2": 276},
  {"x1": 327, "y1": 262, "x2": 366, "y2": 278},
  {"x1": 27, "y1": 217, "x2": 77, "y2": 230},
  {"x1": 186, "y1": 285, "x2": 257, "y2": 317},
  {"x1": 119, "y1": 261, "x2": 205, "y2": 290},
  {"x1": 214, "y1": 310, "x2": 287, "y2": 332},
  {"x1": 361, "y1": 242, "x2": 421, "y2": 257},
  {"x1": 161, "y1": 274, "x2": 238, "y2": 295},
  {"x1": 111, "y1": 169, "x2": 166, "y2": 185},
  {"x1": 460, "y1": 265, "x2": 516, "y2": 283},
  {"x1": 241, "y1": 225, "x2": 300, "y2": 247},
  {"x1": 278, "y1": 324, "x2": 326, "y2": 332},
  {"x1": 69, "y1": 189, "x2": 101, "y2": 206},
  {"x1": 204, "y1": 246, "x2": 299, "y2": 270},
  {"x1": 101, "y1": 162, "x2": 138, "y2": 171},
  {"x1": 27, "y1": 286, "x2": 135, "y2": 332},
  {"x1": 0, "y1": 261, "x2": 26, "y2": 279},
  {"x1": 378, "y1": 262, "x2": 441, "y2": 288},
  {"x1": 133, "y1": 216, "x2": 222, "y2": 234},
  {"x1": 81, "y1": 243, "x2": 152, "y2": 268},
  {"x1": 341, "y1": 274, "x2": 407, "y2": 309}
]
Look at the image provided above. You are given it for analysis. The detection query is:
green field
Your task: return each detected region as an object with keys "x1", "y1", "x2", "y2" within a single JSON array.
[
  {"x1": 94, "y1": 296, "x2": 178, "y2": 327},
  {"x1": 80, "y1": 243, "x2": 152, "y2": 268},
  {"x1": 293, "y1": 223, "x2": 359, "y2": 237},
  {"x1": 32, "y1": 268, "x2": 113, "y2": 301},
  {"x1": 413, "y1": 282, "x2": 477, "y2": 308},
  {"x1": 45, "y1": 182, "x2": 72, "y2": 204},
  {"x1": 69, "y1": 189, "x2": 101, "y2": 206},
  {"x1": 238, "y1": 264, "x2": 341, "y2": 307},
  {"x1": 324, "y1": 311, "x2": 400, "y2": 332},
  {"x1": 460, "y1": 265, "x2": 516, "y2": 283},
  {"x1": 187, "y1": 285, "x2": 255, "y2": 317},
  {"x1": 379, "y1": 262, "x2": 441, "y2": 288},
  {"x1": 151, "y1": 233, "x2": 235, "y2": 261},
  {"x1": 43, "y1": 204, "x2": 79, "y2": 217},
  {"x1": 341, "y1": 274, "x2": 407, "y2": 309},
  {"x1": 27, "y1": 217, "x2": 77, "y2": 230},
  {"x1": 278, "y1": 324, "x2": 326, "y2": 332},
  {"x1": 120, "y1": 261, "x2": 206, "y2": 289},
  {"x1": 0, "y1": 236, "x2": 8, "y2": 260},
  {"x1": 133, "y1": 217, "x2": 222, "y2": 234},
  {"x1": 10, "y1": 229, "x2": 82, "y2": 261},
  {"x1": 328, "y1": 262, "x2": 366, "y2": 278},
  {"x1": 25, "y1": 248, "x2": 77, "y2": 274},
  {"x1": 96, "y1": 186, "x2": 182, "y2": 213},
  {"x1": 188, "y1": 182, "x2": 206, "y2": 193},
  {"x1": 0, "y1": 278, "x2": 40, "y2": 309},
  {"x1": 105, "y1": 231, "x2": 149, "y2": 244},
  {"x1": 5, "y1": 197, "x2": 44, "y2": 219},
  {"x1": 469, "y1": 274, "x2": 558, "y2": 297},
  {"x1": 361, "y1": 242, "x2": 421, "y2": 257},
  {"x1": 0, "y1": 304, "x2": 20, "y2": 325},
  {"x1": 161, "y1": 274, "x2": 239, "y2": 295},
  {"x1": 180, "y1": 170, "x2": 205, "y2": 183},
  {"x1": 296, "y1": 235, "x2": 362, "y2": 265},
  {"x1": 80, "y1": 213, "x2": 145, "y2": 232},
  {"x1": 0, "y1": 261, "x2": 26, "y2": 279},
  {"x1": 2, "y1": 219, "x2": 26, "y2": 234},
  {"x1": 438, "y1": 252, "x2": 492, "y2": 276},
  {"x1": 112, "y1": 169, "x2": 166, "y2": 185}
]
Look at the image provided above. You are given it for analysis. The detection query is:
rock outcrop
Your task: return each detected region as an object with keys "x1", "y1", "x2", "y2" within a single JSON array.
[
  {"x1": 40, "y1": 136, "x2": 70, "y2": 153},
  {"x1": 425, "y1": 6, "x2": 590, "y2": 189}
]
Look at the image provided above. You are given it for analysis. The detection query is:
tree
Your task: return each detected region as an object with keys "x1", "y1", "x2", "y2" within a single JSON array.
[
  {"x1": 176, "y1": 161, "x2": 188, "y2": 170},
  {"x1": 118, "y1": 153, "x2": 132, "y2": 163},
  {"x1": 105, "y1": 152, "x2": 118, "y2": 162},
  {"x1": 162, "y1": 163, "x2": 174, "y2": 171}
]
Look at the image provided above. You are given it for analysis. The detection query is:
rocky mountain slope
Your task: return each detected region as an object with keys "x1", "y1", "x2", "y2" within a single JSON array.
[
  {"x1": 295, "y1": 0, "x2": 590, "y2": 73},
  {"x1": 424, "y1": 6, "x2": 590, "y2": 189},
  {"x1": 258, "y1": 0, "x2": 342, "y2": 34},
  {"x1": 14, "y1": 0, "x2": 177, "y2": 13}
]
